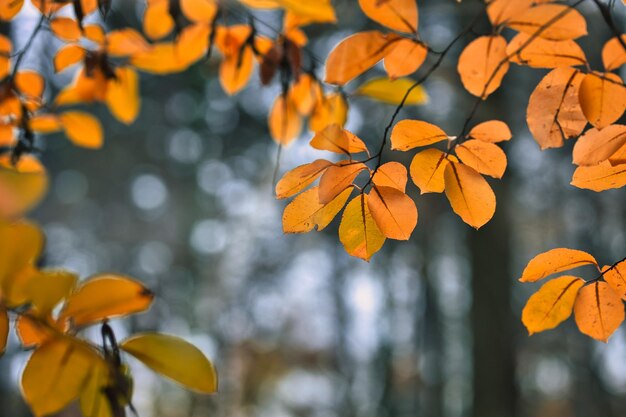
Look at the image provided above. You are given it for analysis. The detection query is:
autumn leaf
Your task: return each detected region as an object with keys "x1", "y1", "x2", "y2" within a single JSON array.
[
  {"x1": 60, "y1": 274, "x2": 154, "y2": 327},
  {"x1": 54, "y1": 44, "x2": 86, "y2": 72},
  {"x1": 522, "y1": 275, "x2": 584, "y2": 335},
  {"x1": 0, "y1": 308, "x2": 8, "y2": 356},
  {"x1": 602, "y1": 35, "x2": 626, "y2": 71},
  {"x1": 50, "y1": 17, "x2": 82, "y2": 42},
  {"x1": 486, "y1": 0, "x2": 532, "y2": 26},
  {"x1": 527, "y1": 67, "x2": 587, "y2": 149},
  {"x1": 467, "y1": 120, "x2": 511, "y2": 143},
  {"x1": 519, "y1": 248, "x2": 597, "y2": 282},
  {"x1": 443, "y1": 161, "x2": 496, "y2": 229},
  {"x1": 571, "y1": 160, "x2": 626, "y2": 191},
  {"x1": 269, "y1": 94, "x2": 302, "y2": 145},
  {"x1": 325, "y1": 31, "x2": 400, "y2": 86},
  {"x1": 358, "y1": 0, "x2": 418, "y2": 34},
  {"x1": 368, "y1": 186, "x2": 417, "y2": 240},
  {"x1": 455, "y1": 140, "x2": 507, "y2": 179},
  {"x1": 339, "y1": 194, "x2": 386, "y2": 261},
  {"x1": 604, "y1": 262, "x2": 626, "y2": 300},
  {"x1": 0, "y1": 35, "x2": 11, "y2": 79},
  {"x1": 319, "y1": 163, "x2": 367, "y2": 204},
  {"x1": 409, "y1": 149, "x2": 452, "y2": 194},
  {"x1": 309, "y1": 93, "x2": 348, "y2": 132},
  {"x1": 574, "y1": 281, "x2": 625, "y2": 342},
  {"x1": 457, "y1": 35, "x2": 509, "y2": 98},
  {"x1": 356, "y1": 77, "x2": 428, "y2": 105},
  {"x1": 0, "y1": 156, "x2": 48, "y2": 221},
  {"x1": 282, "y1": 186, "x2": 352, "y2": 233},
  {"x1": 572, "y1": 125, "x2": 626, "y2": 166},
  {"x1": 371, "y1": 162, "x2": 407, "y2": 192},
  {"x1": 506, "y1": 4, "x2": 587, "y2": 41},
  {"x1": 290, "y1": 74, "x2": 323, "y2": 116},
  {"x1": 121, "y1": 333, "x2": 218, "y2": 394},
  {"x1": 60, "y1": 111, "x2": 104, "y2": 149},
  {"x1": 390, "y1": 120, "x2": 448, "y2": 151},
  {"x1": 0, "y1": 0, "x2": 24, "y2": 20},
  {"x1": 507, "y1": 33, "x2": 587, "y2": 68},
  {"x1": 275, "y1": 159, "x2": 333, "y2": 199},
  {"x1": 309, "y1": 125, "x2": 369, "y2": 155},
  {"x1": 105, "y1": 67, "x2": 140, "y2": 124},
  {"x1": 383, "y1": 39, "x2": 428, "y2": 79},
  {"x1": 578, "y1": 72, "x2": 626, "y2": 129}
]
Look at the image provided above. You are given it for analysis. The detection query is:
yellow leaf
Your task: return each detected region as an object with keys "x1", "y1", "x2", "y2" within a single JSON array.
[
  {"x1": 269, "y1": 94, "x2": 302, "y2": 145},
  {"x1": 527, "y1": 67, "x2": 586, "y2": 149},
  {"x1": 371, "y1": 162, "x2": 407, "y2": 192},
  {"x1": 574, "y1": 281, "x2": 625, "y2": 342},
  {"x1": 572, "y1": 125, "x2": 626, "y2": 166},
  {"x1": 21, "y1": 337, "x2": 104, "y2": 417},
  {"x1": 339, "y1": 194, "x2": 386, "y2": 261},
  {"x1": 368, "y1": 186, "x2": 417, "y2": 240},
  {"x1": 275, "y1": 159, "x2": 333, "y2": 199},
  {"x1": 80, "y1": 358, "x2": 114, "y2": 417},
  {"x1": 309, "y1": 124, "x2": 369, "y2": 155},
  {"x1": 443, "y1": 162, "x2": 495, "y2": 229},
  {"x1": 506, "y1": 4, "x2": 587, "y2": 41},
  {"x1": 358, "y1": 0, "x2": 418, "y2": 33},
  {"x1": 519, "y1": 248, "x2": 597, "y2": 282},
  {"x1": 578, "y1": 72, "x2": 626, "y2": 129},
  {"x1": 25, "y1": 270, "x2": 78, "y2": 316},
  {"x1": 120, "y1": 333, "x2": 217, "y2": 394},
  {"x1": 409, "y1": 149, "x2": 451, "y2": 194},
  {"x1": 455, "y1": 139, "x2": 507, "y2": 179},
  {"x1": 571, "y1": 160, "x2": 626, "y2": 191},
  {"x1": 468, "y1": 120, "x2": 511, "y2": 143},
  {"x1": 105, "y1": 67, "x2": 140, "y2": 125},
  {"x1": 325, "y1": 31, "x2": 399, "y2": 86},
  {"x1": 356, "y1": 77, "x2": 428, "y2": 105},
  {"x1": 60, "y1": 111, "x2": 104, "y2": 149},
  {"x1": 390, "y1": 120, "x2": 447, "y2": 151},
  {"x1": 54, "y1": 44, "x2": 86, "y2": 73},
  {"x1": 60, "y1": 274, "x2": 154, "y2": 327},
  {"x1": 282, "y1": 186, "x2": 352, "y2": 233},
  {"x1": 309, "y1": 93, "x2": 348, "y2": 132},
  {"x1": 318, "y1": 162, "x2": 367, "y2": 204},
  {"x1": 0, "y1": 156, "x2": 48, "y2": 221},
  {"x1": 457, "y1": 35, "x2": 509, "y2": 98},
  {"x1": 522, "y1": 275, "x2": 584, "y2": 335}
]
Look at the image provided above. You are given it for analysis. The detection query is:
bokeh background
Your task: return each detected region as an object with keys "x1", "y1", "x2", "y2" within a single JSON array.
[{"x1": 2, "y1": 1, "x2": 626, "y2": 416}]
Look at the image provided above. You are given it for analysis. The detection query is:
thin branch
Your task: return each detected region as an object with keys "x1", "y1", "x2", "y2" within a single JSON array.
[
  {"x1": 10, "y1": 13, "x2": 47, "y2": 79},
  {"x1": 591, "y1": 0, "x2": 626, "y2": 53}
]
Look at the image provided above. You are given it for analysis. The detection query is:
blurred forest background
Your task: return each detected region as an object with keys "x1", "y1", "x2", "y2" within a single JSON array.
[{"x1": 1, "y1": 1, "x2": 626, "y2": 417}]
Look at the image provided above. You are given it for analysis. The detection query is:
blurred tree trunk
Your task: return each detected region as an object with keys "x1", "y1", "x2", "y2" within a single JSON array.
[{"x1": 470, "y1": 183, "x2": 517, "y2": 417}]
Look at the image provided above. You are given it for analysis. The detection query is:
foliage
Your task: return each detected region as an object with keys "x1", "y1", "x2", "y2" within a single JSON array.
[{"x1": 0, "y1": 0, "x2": 625, "y2": 414}]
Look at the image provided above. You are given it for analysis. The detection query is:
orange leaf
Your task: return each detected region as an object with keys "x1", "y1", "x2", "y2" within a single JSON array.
[
  {"x1": 282, "y1": 186, "x2": 352, "y2": 233},
  {"x1": 319, "y1": 163, "x2": 367, "y2": 204},
  {"x1": 0, "y1": 308, "x2": 7, "y2": 356},
  {"x1": 468, "y1": 120, "x2": 511, "y2": 143},
  {"x1": 143, "y1": 0, "x2": 175, "y2": 40},
  {"x1": 309, "y1": 93, "x2": 348, "y2": 132},
  {"x1": 29, "y1": 114, "x2": 62, "y2": 134},
  {"x1": 602, "y1": 35, "x2": 626, "y2": 71},
  {"x1": 507, "y1": 33, "x2": 586, "y2": 68},
  {"x1": 390, "y1": 120, "x2": 447, "y2": 151},
  {"x1": 486, "y1": 0, "x2": 532, "y2": 26},
  {"x1": 572, "y1": 125, "x2": 626, "y2": 166},
  {"x1": 571, "y1": 160, "x2": 626, "y2": 191},
  {"x1": 105, "y1": 67, "x2": 140, "y2": 125},
  {"x1": 309, "y1": 124, "x2": 368, "y2": 155},
  {"x1": 131, "y1": 43, "x2": 191, "y2": 75},
  {"x1": 358, "y1": 0, "x2": 418, "y2": 33},
  {"x1": 275, "y1": 159, "x2": 333, "y2": 199},
  {"x1": 339, "y1": 194, "x2": 386, "y2": 261},
  {"x1": 410, "y1": 148, "x2": 451, "y2": 194},
  {"x1": 455, "y1": 139, "x2": 507, "y2": 179},
  {"x1": 50, "y1": 17, "x2": 81, "y2": 42},
  {"x1": 574, "y1": 281, "x2": 624, "y2": 342},
  {"x1": 0, "y1": 156, "x2": 48, "y2": 220},
  {"x1": 519, "y1": 248, "x2": 597, "y2": 282},
  {"x1": 522, "y1": 275, "x2": 584, "y2": 335},
  {"x1": 457, "y1": 35, "x2": 509, "y2": 98},
  {"x1": 443, "y1": 162, "x2": 495, "y2": 229},
  {"x1": 290, "y1": 74, "x2": 322, "y2": 116},
  {"x1": 325, "y1": 31, "x2": 399, "y2": 86},
  {"x1": 506, "y1": 4, "x2": 587, "y2": 41},
  {"x1": 60, "y1": 274, "x2": 154, "y2": 327},
  {"x1": 527, "y1": 67, "x2": 586, "y2": 149},
  {"x1": 60, "y1": 111, "x2": 104, "y2": 149},
  {"x1": 0, "y1": 0, "x2": 23, "y2": 20},
  {"x1": 181, "y1": 0, "x2": 218, "y2": 23},
  {"x1": 176, "y1": 23, "x2": 211, "y2": 67},
  {"x1": 269, "y1": 95, "x2": 302, "y2": 146},
  {"x1": 383, "y1": 39, "x2": 427, "y2": 79},
  {"x1": 106, "y1": 28, "x2": 151, "y2": 57},
  {"x1": 604, "y1": 262, "x2": 626, "y2": 300},
  {"x1": 368, "y1": 186, "x2": 417, "y2": 240},
  {"x1": 371, "y1": 162, "x2": 407, "y2": 192},
  {"x1": 0, "y1": 35, "x2": 11, "y2": 79},
  {"x1": 54, "y1": 45, "x2": 86, "y2": 73},
  {"x1": 578, "y1": 72, "x2": 626, "y2": 129}
]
